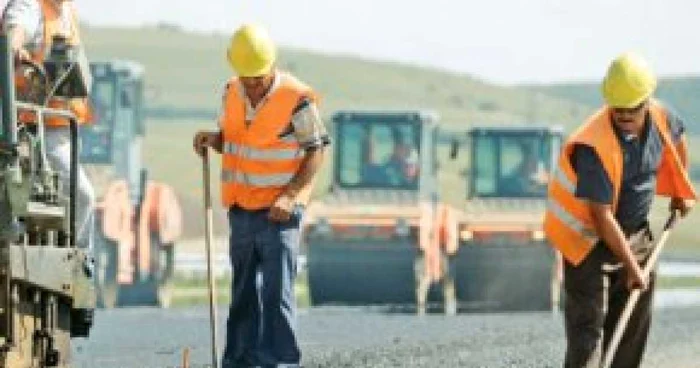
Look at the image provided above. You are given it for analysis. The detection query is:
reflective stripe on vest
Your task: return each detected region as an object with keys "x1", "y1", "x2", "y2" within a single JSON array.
[
  {"x1": 221, "y1": 169, "x2": 295, "y2": 187},
  {"x1": 544, "y1": 100, "x2": 697, "y2": 266},
  {"x1": 223, "y1": 142, "x2": 303, "y2": 161},
  {"x1": 551, "y1": 167, "x2": 575, "y2": 194},
  {"x1": 546, "y1": 198, "x2": 598, "y2": 243},
  {"x1": 219, "y1": 72, "x2": 317, "y2": 210}
]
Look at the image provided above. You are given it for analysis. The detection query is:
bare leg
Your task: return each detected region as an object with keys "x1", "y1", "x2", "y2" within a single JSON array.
[
  {"x1": 442, "y1": 255, "x2": 457, "y2": 316},
  {"x1": 414, "y1": 255, "x2": 430, "y2": 316}
]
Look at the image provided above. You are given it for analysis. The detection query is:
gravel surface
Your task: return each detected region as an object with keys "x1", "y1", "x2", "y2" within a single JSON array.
[{"x1": 72, "y1": 306, "x2": 700, "y2": 368}]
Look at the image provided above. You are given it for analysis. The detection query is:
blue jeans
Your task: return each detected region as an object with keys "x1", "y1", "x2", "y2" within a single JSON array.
[{"x1": 222, "y1": 205, "x2": 302, "y2": 368}]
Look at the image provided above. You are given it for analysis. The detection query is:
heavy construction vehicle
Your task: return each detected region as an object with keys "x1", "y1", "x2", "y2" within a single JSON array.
[
  {"x1": 304, "y1": 111, "x2": 564, "y2": 312},
  {"x1": 453, "y1": 126, "x2": 563, "y2": 311},
  {"x1": 0, "y1": 33, "x2": 94, "y2": 366},
  {"x1": 82, "y1": 61, "x2": 182, "y2": 308},
  {"x1": 304, "y1": 111, "x2": 459, "y2": 312}
]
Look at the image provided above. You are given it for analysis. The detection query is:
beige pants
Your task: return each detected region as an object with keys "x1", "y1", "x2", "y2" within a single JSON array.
[
  {"x1": 414, "y1": 253, "x2": 457, "y2": 315},
  {"x1": 45, "y1": 127, "x2": 95, "y2": 251}
]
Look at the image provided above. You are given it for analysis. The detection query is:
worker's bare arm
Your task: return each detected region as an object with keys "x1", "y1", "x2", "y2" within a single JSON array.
[
  {"x1": 193, "y1": 131, "x2": 223, "y2": 156},
  {"x1": 268, "y1": 147, "x2": 325, "y2": 222},
  {"x1": 284, "y1": 147, "x2": 325, "y2": 199},
  {"x1": 670, "y1": 134, "x2": 695, "y2": 217}
]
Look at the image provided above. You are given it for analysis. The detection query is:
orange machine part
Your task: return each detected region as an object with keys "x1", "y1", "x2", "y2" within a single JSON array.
[
  {"x1": 99, "y1": 180, "x2": 183, "y2": 282},
  {"x1": 420, "y1": 202, "x2": 458, "y2": 282},
  {"x1": 137, "y1": 182, "x2": 183, "y2": 277},
  {"x1": 99, "y1": 180, "x2": 135, "y2": 284}
]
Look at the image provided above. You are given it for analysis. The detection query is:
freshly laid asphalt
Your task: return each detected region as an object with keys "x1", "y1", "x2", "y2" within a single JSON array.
[{"x1": 71, "y1": 305, "x2": 700, "y2": 368}]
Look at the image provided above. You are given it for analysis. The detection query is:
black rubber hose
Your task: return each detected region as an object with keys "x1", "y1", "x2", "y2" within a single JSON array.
[{"x1": 70, "y1": 116, "x2": 77, "y2": 247}]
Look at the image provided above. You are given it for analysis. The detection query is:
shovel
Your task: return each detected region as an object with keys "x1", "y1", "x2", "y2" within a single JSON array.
[
  {"x1": 601, "y1": 210, "x2": 680, "y2": 368},
  {"x1": 202, "y1": 148, "x2": 220, "y2": 368}
]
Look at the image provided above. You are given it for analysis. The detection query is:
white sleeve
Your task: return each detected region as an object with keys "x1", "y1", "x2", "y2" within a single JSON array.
[
  {"x1": 291, "y1": 101, "x2": 330, "y2": 149},
  {"x1": 216, "y1": 82, "x2": 231, "y2": 129},
  {"x1": 2, "y1": 0, "x2": 41, "y2": 38}
]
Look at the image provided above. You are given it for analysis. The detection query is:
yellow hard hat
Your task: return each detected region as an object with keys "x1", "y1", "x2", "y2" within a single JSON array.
[
  {"x1": 602, "y1": 52, "x2": 657, "y2": 108},
  {"x1": 227, "y1": 24, "x2": 277, "y2": 77}
]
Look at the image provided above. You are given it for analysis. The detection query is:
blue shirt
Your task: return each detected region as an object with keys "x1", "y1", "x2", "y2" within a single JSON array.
[{"x1": 571, "y1": 106, "x2": 685, "y2": 232}]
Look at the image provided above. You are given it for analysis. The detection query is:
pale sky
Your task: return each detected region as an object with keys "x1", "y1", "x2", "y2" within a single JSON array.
[{"x1": 78, "y1": 0, "x2": 699, "y2": 84}]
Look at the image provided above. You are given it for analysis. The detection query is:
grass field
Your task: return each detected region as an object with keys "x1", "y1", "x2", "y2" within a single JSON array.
[
  {"x1": 169, "y1": 273, "x2": 311, "y2": 308},
  {"x1": 169, "y1": 272, "x2": 700, "y2": 308}
]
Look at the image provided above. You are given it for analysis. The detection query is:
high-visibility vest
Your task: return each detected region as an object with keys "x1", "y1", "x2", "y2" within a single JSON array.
[
  {"x1": 544, "y1": 100, "x2": 696, "y2": 266},
  {"x1": 18, "y1": 0, "x2": 91, "y2": 126},
  {"x1": 219, "y1": 72, "x2": 317, "y2": 210},
  {"x1": 419, "y1": 202, "x2": 458, "y2": 281}
]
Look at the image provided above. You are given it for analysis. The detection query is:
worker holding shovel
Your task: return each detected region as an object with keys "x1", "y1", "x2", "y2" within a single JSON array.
[
  {"x1": 193, "y1": 23, "x2": 329, "y2": 368},
  {"x1": 543, "y1": 52, "x2": 696, "y2": 367}
]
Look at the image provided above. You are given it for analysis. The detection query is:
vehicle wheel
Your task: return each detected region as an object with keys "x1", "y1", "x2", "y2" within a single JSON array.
[
  {"x1": 95, "y1": 237, "x2": 119, "y2": 309},
  {"x1": 153, "y1": 239, "x2": 175, "y2": 308}
]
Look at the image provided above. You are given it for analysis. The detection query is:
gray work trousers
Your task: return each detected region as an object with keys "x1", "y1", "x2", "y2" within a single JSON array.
[
  {"x1": 45, "y1": 127, "x2": 95, "y2": 252},
  {"x1": 563, "y1": 230, "x2": 655, "y2": 368}
]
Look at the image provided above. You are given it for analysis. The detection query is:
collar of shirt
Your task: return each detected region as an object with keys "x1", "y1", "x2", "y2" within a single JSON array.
[
  {"x1": 612, "y1": 112, "x2": 652, "y2": 145},
  {"x1": 236, "y1": 70, "x2": 281, "y2": 122}
]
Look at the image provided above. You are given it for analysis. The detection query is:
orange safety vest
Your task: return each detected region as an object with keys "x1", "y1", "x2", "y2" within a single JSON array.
[
  {"x1": 419, "y1": 202, "x2": 458, "y2": 281},
  {"x1": 544, "y1": 100, "x2": 697, "y2": 266},
  {"x1": 18, "y1": 0, "x2": 91, "y2": 126},
  {"x1": 220, "y1": 72, "x2": 317, "y2": 210}
]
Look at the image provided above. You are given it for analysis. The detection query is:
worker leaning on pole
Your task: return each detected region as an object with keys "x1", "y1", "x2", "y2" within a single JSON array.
[
  {"x1": 1, "y1": 0, "x2": 95, "y2": 252},
  {"x1": 544, "y1": 52, "x2": 696, "y2": 367},
  {"x1": 193, "y1": 24, "x2": 329, "y2": 368}
]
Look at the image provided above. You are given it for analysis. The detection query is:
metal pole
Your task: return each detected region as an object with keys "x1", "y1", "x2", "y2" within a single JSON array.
[
  {"x1": 0, "y1": 32, "x2": 18, "y2": 145},
  {"x1": 202, "y1": 148, "x2": 219, "y2": 368},
  {"x1": 601, "y1": 210, "x2": 679, "y2": 368},
  {"x1": 182, "y1": 347, "x2": 190, "y2": 368},
  {"x1": 0, "y1": 32, "x2": 18, "y2": 349}
]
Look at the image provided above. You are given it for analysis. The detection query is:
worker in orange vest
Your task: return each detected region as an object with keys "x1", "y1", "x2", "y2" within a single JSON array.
[
  {"x1": 2, "y1": 0, "x2": 95, "y2": 252},
  {"x1": 415, "y1": 200, "x2": 458, "y2": 316},
  {"x1": 544, "y1": 52, "x2": 696, "y2": 367},
  {"x1": 193, "y1": 24, "x2": 329, "y2": 368}
]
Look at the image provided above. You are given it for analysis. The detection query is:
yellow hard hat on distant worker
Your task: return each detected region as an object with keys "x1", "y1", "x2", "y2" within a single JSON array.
[
  {"x1": 227, "y1": 24, "x2": 277, "y2": 77},
  {"x1": 602, "y1": 52, "x2": 657, "y2": 108}
]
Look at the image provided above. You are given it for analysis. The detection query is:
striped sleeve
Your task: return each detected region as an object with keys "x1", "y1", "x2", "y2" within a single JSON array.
[{"x1": 290, "y1": 99, "x2": 330, "y2": 150}]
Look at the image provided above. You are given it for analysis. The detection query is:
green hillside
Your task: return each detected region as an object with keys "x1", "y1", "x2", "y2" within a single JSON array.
[
  {"x1": 82, "y1": 25, "x2": 593, "y2": 238},
  {"x1": 526, "y1": 77, "x2": 700, "y2": 134},
  {"x1": 82, "y1": 25, "x2": 591, "y2": 127},
  {"x1": 527, "y1": 78, "x2": 700, "y2": 180}
]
